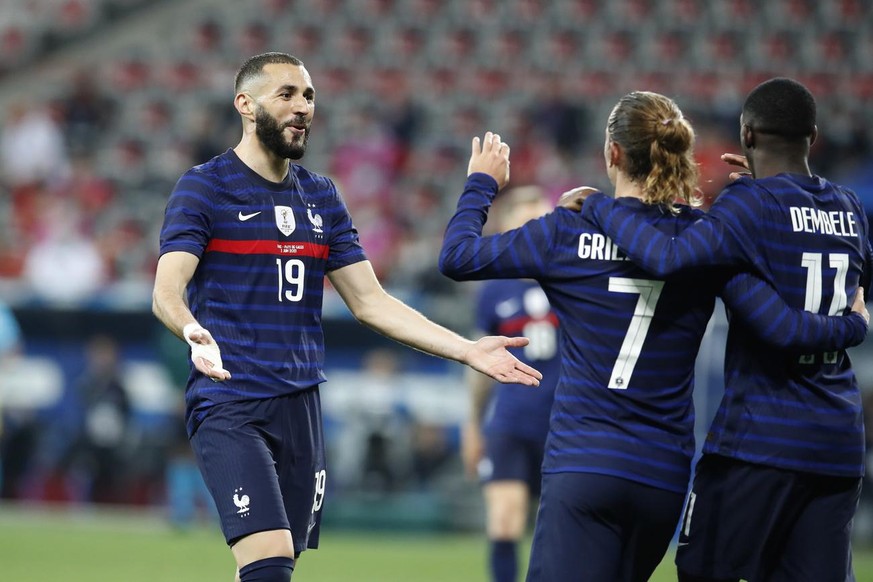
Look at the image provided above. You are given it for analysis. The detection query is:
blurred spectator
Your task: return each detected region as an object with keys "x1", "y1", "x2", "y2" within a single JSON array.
[
  {"x1": 525, "y1": 74, "x2": 590, "y2": 158},
  {"x1": 62, "y1": 335, "x2": 132, "y2": 504},
  {"x1": 22, "y1": 203, "x2": 107, "y2": 306},
  {"x1": 329, "y1": 111, "x2": 403, "y2": 277},
  {"x1": 328, "y1": 348, "x2": 415, "y2": 494},
  {"x1": 0, "y1": 101, "x2": 69, "y2": 186},
  {"x1": 56, "y1": 70, "x2": 116, "y2": 155},
  {"x1": 51, "y1": 153, "x2": 116, "y2": 219},
  {"x1": 0, "y1": 300, "x2": 40, "y2": 499},
  {"x1": 0, "y1": 301, "x2": 20, "y2": 360}
]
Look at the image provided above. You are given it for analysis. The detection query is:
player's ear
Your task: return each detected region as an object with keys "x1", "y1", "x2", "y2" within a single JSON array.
[
  {"x1": 809, "y1": 125, "x2": 818, "y2": 147},
  {"x1": 608, "y1": 141, "x2": 622, "y2": 168},
  {"x1": 741, "y1": 123, "x2": 754, "y2": 149},
  {"x1": 235, "y1": 92, "x2": 256, "y2": 121}
]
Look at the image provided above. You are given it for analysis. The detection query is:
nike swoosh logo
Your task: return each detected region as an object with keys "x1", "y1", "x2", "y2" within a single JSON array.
[{"x1": 238, "y1": 211, "x2": 262, "y2": 221}]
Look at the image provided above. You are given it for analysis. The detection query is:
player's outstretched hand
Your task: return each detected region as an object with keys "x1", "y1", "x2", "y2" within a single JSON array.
[
  {"x1": 183, "y1": 323, "x2": 231, "y2": 381},
  {"x1": 721, "y1": 153, "x2": 752, "y2": 181},
  {"x1": 851, "y1": 288, "x2": 869, "y2": 325},
  {"x1": 468, "y1": 131, "x2": 511, "y2": 190},
  {"x1": 557, "y1": 186, "x2": 601, "y2": 212},
  {"x1": 466, "y1": 335, "x2": 542, "y2": 386}
]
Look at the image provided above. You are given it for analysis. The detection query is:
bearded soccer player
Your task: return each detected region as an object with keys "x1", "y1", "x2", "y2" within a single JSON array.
[{"x1": 152, "y1": 52, "x2": 541, "y2": 582}]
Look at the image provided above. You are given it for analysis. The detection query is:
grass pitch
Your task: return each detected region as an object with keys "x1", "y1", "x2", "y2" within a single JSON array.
[{"x1": 1, "y1": 505, "x2": 871, "y2": 581}]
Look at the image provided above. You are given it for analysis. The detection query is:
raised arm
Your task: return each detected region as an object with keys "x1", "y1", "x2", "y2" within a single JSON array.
[
  {"x1": 440, "y1": 132, "x2": 552, "y2": 281},
  {"x1": 581, "y1": 181, "x2": 762, "y2": 277},
  {"x1": 720, "y1": 272, "x2": 868, "y2": 351},
  {"x1": 327, "y1": 260, "x2": 542, "y2": 386}
]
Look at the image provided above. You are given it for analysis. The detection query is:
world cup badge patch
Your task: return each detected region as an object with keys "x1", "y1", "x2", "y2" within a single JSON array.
[{"x1": 275, "y1": 206, "x2": 296, "y2": 236}]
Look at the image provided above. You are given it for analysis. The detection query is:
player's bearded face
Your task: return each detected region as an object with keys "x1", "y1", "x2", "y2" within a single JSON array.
[{"x1": 255, "y1": 105, "x2": 309, "y2": 160}]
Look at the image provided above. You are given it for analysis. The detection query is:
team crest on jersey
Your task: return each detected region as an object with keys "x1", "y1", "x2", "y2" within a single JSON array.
[
  {"x1": 275, "y1": 206, "x2": 295, "y2": 236},
  {"x1": 306, "y1": 206, "x2": 323, "y2": 234},
  {"x1": 233, "y1": 487, "x2": 250, "y2": 516}
]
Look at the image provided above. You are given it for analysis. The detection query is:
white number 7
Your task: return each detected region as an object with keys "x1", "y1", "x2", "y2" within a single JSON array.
[{"x1": 608, "y1": 277, "x2": 665, "y2": 389}]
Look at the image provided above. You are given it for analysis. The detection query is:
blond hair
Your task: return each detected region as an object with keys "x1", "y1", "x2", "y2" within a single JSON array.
[{"x1": 607, "y1": 91, "x2": 700, "y2": 212}]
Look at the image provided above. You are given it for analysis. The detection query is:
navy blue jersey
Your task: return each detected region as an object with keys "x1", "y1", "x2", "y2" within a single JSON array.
[
  {"x1": 159, "y1": 149, "x2": 367, "y2": 434},
  {"x1": 585, "y1": 174, "x2": 873, "y2": 477},
  {"x1": 441, "y1": 174, "x2": 866, "y2": 493},
  {"x1": 475, "y1": 279, "x2": 559, "y2": 442}
]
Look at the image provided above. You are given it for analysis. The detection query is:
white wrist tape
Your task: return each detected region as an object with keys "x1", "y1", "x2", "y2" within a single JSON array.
[{"x1": 183, "y1": 324, "x2": 225, "y2": 372}]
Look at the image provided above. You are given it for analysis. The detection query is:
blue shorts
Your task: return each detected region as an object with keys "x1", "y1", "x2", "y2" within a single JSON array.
[
  {"x1": 190, "y1": 388, "x2": 326, "y2": 554},
  {"x1": 479, "y1": 431, "x2": 545, "y2": 495},
  {"x1": 526, "y1": 472, "x2": 685, "y2": 582},
  {"x1": 676, "y1": 454, "x2": 860, "y2": 582}
]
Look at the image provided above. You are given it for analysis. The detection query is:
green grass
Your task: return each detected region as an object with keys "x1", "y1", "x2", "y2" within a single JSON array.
[{"x1": 0, "y1": 506, "x2": 871, "y2": 581}]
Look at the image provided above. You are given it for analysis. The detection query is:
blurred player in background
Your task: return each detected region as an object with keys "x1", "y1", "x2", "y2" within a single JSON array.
[
  {"x1": 439, "y1": 91, "x2": 868, "y2": 582},
  {"x1": 580, "y1": 78, "x2": 873, "y2": 582},
  {"x1": 462, "y1": 185, "x2": 559, "y2": 582},
  {"x1": 152, "y1": 52, "x2": 541, "y2": 582}
]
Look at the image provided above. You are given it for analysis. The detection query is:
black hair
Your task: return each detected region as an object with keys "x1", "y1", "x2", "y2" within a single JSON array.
[
  {"x1": 742, "y1": 77, "x2": 816, "y2": 139},
  {"x1": 234, "y1": 52, "x2": 303, "y2": 93}
]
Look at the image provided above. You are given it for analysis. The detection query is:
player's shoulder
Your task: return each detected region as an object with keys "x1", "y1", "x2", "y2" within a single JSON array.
[
  {"x1": 291, "y1": 164, "x2": 336, "y2": 193},
  {"x1": 189, "y1": 149, "x2": 233, "y2": 177}
]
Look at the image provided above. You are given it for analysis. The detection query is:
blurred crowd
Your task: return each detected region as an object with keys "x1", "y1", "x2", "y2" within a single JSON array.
[{"x1": 0, "y1": 0, "x2": 871, "y2": 311}]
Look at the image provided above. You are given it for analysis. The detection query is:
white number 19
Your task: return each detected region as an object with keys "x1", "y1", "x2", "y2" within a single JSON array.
[{"x1": 277, "y1": 258, "x2": 305, "y2": 302}]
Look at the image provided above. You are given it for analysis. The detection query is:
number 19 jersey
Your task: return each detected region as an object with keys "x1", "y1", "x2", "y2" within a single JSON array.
[{"x1": 159, "y1": 149, "x2": 367, "y2": 435}]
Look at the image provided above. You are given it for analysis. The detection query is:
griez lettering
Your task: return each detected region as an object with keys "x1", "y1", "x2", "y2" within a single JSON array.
[{"x1": 577, "y1": 233, "x2": 629, "y2": 261}]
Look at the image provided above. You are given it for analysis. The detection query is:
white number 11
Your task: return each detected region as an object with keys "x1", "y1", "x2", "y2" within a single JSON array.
[
  {"x1": 799, "y1": 252, "x2": 849, "y2": 364},
  {"x1": 608, "y1": 277, "x2": 665, "y2": 389}
]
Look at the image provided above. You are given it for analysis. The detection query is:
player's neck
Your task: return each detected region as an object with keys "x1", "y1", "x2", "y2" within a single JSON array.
[
  {"x1": 233, "y1": 139, "x2": 290, "y2": 183},
  {"x1": 612, "y1": 173, "x2": 644, "y2": 201},
  {"x1": 750, "y1": 153, "x2": 812, "y2": 179}
]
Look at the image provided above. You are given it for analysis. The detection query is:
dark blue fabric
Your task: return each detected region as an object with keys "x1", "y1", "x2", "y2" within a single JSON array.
[
  {"x1": 158, "y1": 149, "x2": 367, "y2": 436},
  {"x1": 490, "y1": 540, "x2": 517, "y2": 582},
  {"x1": 583, "y1": 175, "x2": 871, "y2": 477},
  {"x1": 190, "y1": 389, "x2": 324, "y2": 554},
  {"x1": 239, "y1": 557, "x2": 295, "y2": 581},
  {"x1": 525, "y1": 472, "x2": 684, "y2": 582},
  {"x1": 677, "y1": 454, "x2": 860, "y2": 581}
]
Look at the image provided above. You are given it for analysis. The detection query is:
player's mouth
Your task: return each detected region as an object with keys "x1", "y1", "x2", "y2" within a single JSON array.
[{"x1": 286, "y1": 125, "x2": 306, "y2": 136}]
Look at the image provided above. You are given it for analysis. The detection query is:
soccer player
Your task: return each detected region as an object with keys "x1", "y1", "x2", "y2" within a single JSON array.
[
  {"x1": 439, "y1": 92, "x2": 868, "y2": 582},
  {"x1": 576, "y1": 78, "x2": 873, "y2": 581},
  {"x1": 462, "y1": 185, "x2": 560, "y2": 582},
  {"x1": 151, "y1": 52, "x2": 541, "y2": 582}
]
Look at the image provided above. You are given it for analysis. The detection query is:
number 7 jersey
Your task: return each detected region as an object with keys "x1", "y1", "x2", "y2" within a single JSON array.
[
  {"x1": 159, "y1": 149, "x2": 367, "y2": 435},
  {"x1": 584, "y1": 173, "x2": 873, "y2": 477},
  {"x1": 440, "y1": 175, "x2": 730, "y2": 494},
  {"x1": 441, "y1": 174, "x2": 865, "y2": 493}
]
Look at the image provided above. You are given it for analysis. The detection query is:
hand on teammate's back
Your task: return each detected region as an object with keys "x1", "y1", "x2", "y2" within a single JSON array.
[
  {"x1": 557, "y1": 186, "x2": 601, "y2": 212},
  {"x1": 721, "y1": 152, "x2": 752, "y2": 181},
  {"x1": 851, "y1": 288, "x2": 869, "y2": 325}
]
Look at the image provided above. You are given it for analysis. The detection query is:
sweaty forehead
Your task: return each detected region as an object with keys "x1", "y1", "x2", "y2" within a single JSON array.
[{"x1": 252, "y1": 63, "x2": 313, "y2": 94}]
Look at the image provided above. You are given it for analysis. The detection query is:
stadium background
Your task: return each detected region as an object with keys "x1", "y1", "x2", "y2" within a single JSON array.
[{"x1": 0, "y1": 0, "x2": 872, "y2": 580}]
